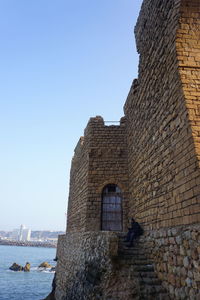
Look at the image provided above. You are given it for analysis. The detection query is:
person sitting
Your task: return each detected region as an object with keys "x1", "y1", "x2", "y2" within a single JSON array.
[{"x1": 124, "y1": 218, "x2": 143, "y2": 247}]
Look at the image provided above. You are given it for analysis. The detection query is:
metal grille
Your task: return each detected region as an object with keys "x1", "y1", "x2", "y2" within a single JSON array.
[{"x1": 101, "y1": 185, "x2": 122, "y2": 231}]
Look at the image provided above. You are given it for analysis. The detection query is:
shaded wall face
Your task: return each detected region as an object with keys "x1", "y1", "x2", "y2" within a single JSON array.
[
  {"x1": 66, "y1": 138, "x2": 89, "y2": 232},
  {"x1": 124, "y1": 0, "x2": 200, "y2": 229},
  {"x1": 177, "y1": 0, "x2": 200, "y2": 210}
]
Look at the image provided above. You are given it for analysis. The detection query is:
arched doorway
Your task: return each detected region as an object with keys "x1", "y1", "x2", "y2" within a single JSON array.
[{"x1": 101, "y1": 184, "x2": 122, "y2": 231}]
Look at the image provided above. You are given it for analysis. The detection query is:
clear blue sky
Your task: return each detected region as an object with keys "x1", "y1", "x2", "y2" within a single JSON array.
[{"x1": 0, "y1": 0, "x2": 143, "y2": 231}]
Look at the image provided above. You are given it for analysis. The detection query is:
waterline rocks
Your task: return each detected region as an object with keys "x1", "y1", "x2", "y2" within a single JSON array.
[
  {"x1": 24, "y1": 262, "x2": 31, "y2": 272},
  {"x1": 39, "y1": 262, "x2": 52, "y2": 268},
  {"x1": 9, "y1": 262, "x2": 30, "y2": 272},
  {"x1": 9, "y1": 263, "x2": 24, "y2": 271},
  {"x1": 9, "y1": 261, "x2": 55, "y2": 272}
]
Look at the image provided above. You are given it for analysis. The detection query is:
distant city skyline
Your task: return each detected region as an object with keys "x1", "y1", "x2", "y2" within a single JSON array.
[
  {"x1": 0, "y1": 226, "x2": 64, "y2": 233},
  {"x1": 0, "y1": 0, "x2": 143, "y2": 231}
]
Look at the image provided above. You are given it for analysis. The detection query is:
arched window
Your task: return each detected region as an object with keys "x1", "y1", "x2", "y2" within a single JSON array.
[{"x1": 101, "y1": 184, "x2": 122, "y2": 231}]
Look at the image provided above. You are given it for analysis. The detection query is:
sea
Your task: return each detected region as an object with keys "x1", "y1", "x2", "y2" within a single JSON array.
[{"x1": 0, "y1": 245, "x2": 56, "y2": 300}]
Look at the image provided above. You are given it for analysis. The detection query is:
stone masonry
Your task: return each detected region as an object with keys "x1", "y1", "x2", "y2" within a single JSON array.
[{"x1": 48, "y1": 0, "x2": 200, "y2": 299}]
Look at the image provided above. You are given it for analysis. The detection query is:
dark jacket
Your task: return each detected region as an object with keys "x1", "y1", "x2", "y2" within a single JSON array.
[{"x1": 129, "y1": 222, "x2": 143, "y2": 236}]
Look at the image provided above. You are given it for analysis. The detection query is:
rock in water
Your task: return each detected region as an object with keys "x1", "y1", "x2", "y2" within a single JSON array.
[
  {"x1": 39, "y1": 262, "x2": 52, "y2": 268},
  {"x1": 24, "y1": 262, "x2": 31, "y2": 272},
  {"x1": 9, "y1": 263, "x2": 24, "y2": 271}
]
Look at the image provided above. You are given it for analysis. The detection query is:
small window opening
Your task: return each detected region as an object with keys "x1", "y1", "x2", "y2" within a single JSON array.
[{"x1": 101, "y1": 184, "x2": 123, "y2": 231}]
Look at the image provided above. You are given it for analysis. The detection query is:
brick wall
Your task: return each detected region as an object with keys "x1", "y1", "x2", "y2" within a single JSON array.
[{"x1": 124, "y1": 0, "x2": 200, "y2": 229}]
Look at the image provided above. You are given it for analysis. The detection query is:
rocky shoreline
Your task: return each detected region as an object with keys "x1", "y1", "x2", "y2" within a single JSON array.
[
  {"x1": 0, "y1": 239, "x2": 56, "y2": 248},
  {"x1": 9, "y1": 261, "x2": 55, "y2": 272}
]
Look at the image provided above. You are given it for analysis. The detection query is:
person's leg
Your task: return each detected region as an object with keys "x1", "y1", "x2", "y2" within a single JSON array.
[
  {"x1": 127, "y1": 232, "x2": 135, "y2": 247},
  {"x1": 124, "y1": 229, "x2": 131, "y2": 242}
]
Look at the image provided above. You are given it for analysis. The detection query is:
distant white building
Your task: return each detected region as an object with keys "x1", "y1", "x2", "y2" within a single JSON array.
[
  {"x1": 22, "y1": 229, "x2": 31, "y2": 241},
  {"x1": 19, "y1": 225, "x2": 31, "y2": 241},
  {"x1": 11, "y1": 225, "x2": 31, "y2": 241}
]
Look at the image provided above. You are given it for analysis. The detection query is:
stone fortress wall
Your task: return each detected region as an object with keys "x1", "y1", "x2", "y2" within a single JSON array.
[{"x1": 51, "y1": 0, "x2": 200, "y2": 299}]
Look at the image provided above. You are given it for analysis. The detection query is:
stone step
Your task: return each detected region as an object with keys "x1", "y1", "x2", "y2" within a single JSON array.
[
  {"x1": 118, "y1": 258, "x2": 154, "y2": 266},
  {"x1": 119, "y1": 238, "x2": 146, "y2": 241},
  {"x1": 133, "y1": 264, "x2": 155, "y2": 272},
  {"x1": 119, "y1": 240, "x2": 147, "y2": 244},
  {"x1": 119, "y1": 244, "x2": 150, "y2": 248},
  {"x1": 117, "y1": 236, "x2": 170, "y2": 299},
  {"x1": 118, "y1": 249, "x2": 149, "y2": 254},
  {"x1": 118, "y1": 250, "x2": 150, "y2": 257},
  {"x1": 118, "y1": 257, "x2": 150, "y2": 263},
  {"x1": 118, "y1": 251, "x2": 149, "y2": 257},
  {"x1": 118, "y1": 243, "x2": 147, "y2": 248},
  {"x1": 139, "y1": 294, "x2": 170, "y2": 300},
  {"x1": 118, "y1": 248, "x2": 150, "y2": 254},
  {"x1": 138, "y1": 277, "x2": 162, "y2": 286},
  {"x1": 118, "y1": 234, "x2": 145, "y2": 239},
  {"x1": 139, "y1": 285, "x2": 166, "y2": 295},
  {"x1": 118, "y1": 239, "x2": 146, "y2": 245},
  {"x1": 118, "y1": 239, "x2": 148, "y2": 246},
  {"x1": 118, "y1": 251, "x2": 148, "y2": 257},
  {"x1": 118, "y1": 245, "x2": 151, "y2": 252},
  {"x1": 134, "y1": 271, "x2": 158, "y2": 278},
  {"x1": 157, "y1": 294, "x2": 171, "y2": 300},
  {"x1": 118, "y1": 245, "x2": 148, "y2": 250}
]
